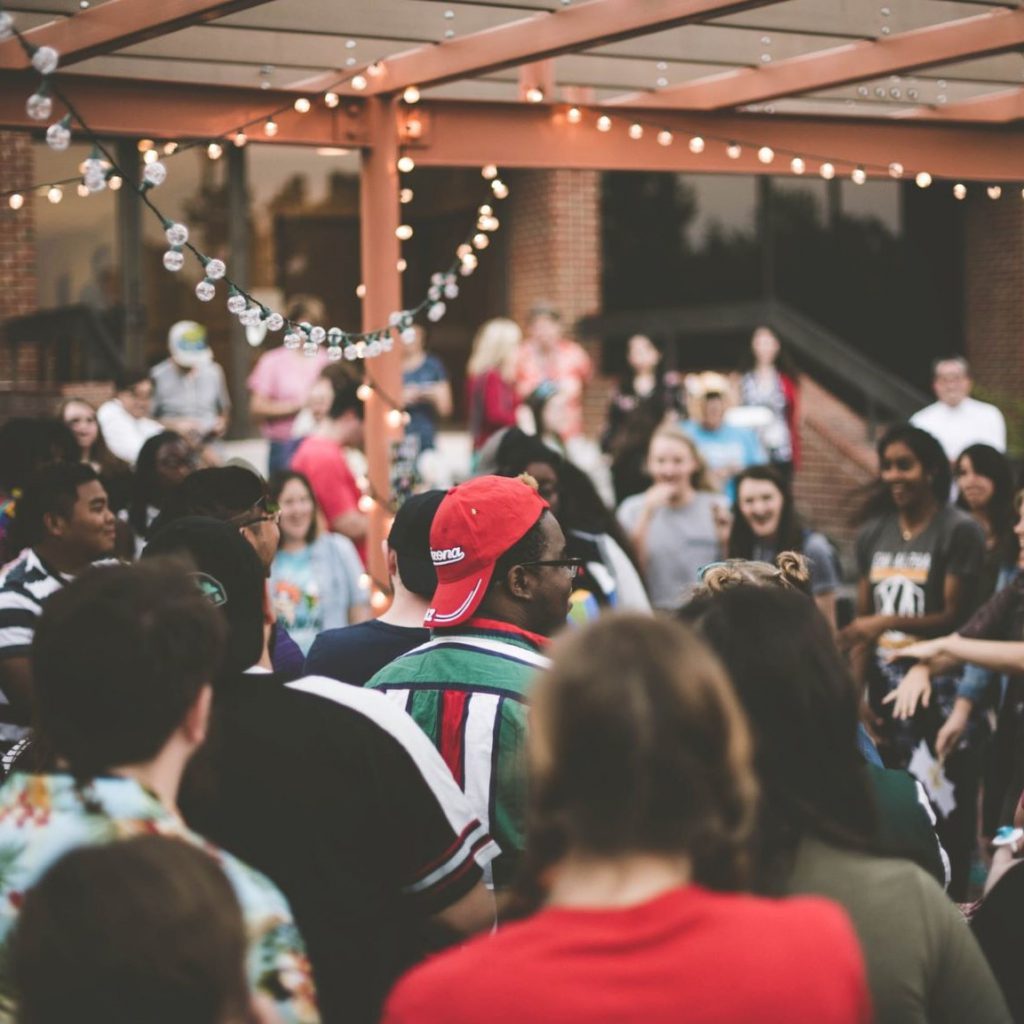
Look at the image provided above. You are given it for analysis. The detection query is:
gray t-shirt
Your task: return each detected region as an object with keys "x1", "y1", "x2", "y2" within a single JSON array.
[{"x1": 617, "y1": 491, "x2": 721, "y2": 610}]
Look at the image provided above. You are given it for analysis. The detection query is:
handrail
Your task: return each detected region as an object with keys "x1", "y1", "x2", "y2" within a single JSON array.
[{"x1": 578, "y1": 298, "x2": 929, "y2": 425}]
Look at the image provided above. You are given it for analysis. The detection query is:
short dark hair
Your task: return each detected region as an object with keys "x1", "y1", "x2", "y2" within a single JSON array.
[
  {"x1": 129, "y1": 431, "x2": 190, "y2": 538},
  {"x1": 157, "y1": 466, "x2": 266, "y2": 528},
  {"x1": 520, "y1": 614, "x2": 756, "y2": 906},
  {"x1": 681, "y1": 586, "x2": 876, "y2": 890},
  {"x1": 11, "y1": 462, "x2": 101, "y2": 550},
  {"x1": 114, "y1": 365, "x2": 152, "y2": 393},
  {"x1": 330, "y1": 377, "x2": 365, "y2": 421},
  {"x1": 32, "y1": 561, "x2": 225, "y2": 777},
  {"x1": 13, "y1": 836, "x2": 249, "y2": 1024},
  {"x1": 0, "y1": 418, "x2": 78, "y2": 494},
  {"x1": 491, "y1": 509, "x2": 548, "y2": 587}
]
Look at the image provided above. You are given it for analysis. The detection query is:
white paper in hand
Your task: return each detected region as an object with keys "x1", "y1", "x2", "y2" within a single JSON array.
[{"x1": 908, "y1": 740, "x2": 957, "y2": 819}]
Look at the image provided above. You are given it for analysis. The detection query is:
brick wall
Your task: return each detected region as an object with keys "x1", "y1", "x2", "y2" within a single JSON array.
[
  {"x1": 964, "y1": 194, "x2": 1024, "y2": 450},
  {"x1": 0, "y1": 130, "x2": 39, "y2": 382},
  {"x1": 793, "y1": 376, "x2": 878, "y2": 568}
]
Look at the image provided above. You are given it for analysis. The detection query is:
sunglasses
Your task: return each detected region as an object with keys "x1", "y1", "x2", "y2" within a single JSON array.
[
  {"x1": 230, "y1": 495, "x2": 281, "y2": 529},
  {"x1": 519, "y1": 557, "x2": 585, "y2": 580}
]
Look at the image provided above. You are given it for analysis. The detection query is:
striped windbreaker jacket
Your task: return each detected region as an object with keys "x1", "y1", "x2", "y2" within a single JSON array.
[{"x1": 367, "y1": 623, "x2": 549, "y2": 887}]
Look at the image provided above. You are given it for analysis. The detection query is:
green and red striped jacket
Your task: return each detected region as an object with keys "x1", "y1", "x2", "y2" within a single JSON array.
[{"x1": 366, "y1": 621, "x2": 550, "y2": 888}]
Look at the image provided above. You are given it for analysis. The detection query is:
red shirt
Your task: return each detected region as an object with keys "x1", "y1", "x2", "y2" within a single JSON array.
[
  {"x1": 291, "y1": 435, "x2": 365, "y2": 562},
  {"x1": 384, "y1": 885, "x2": 871, "y2": 1024}
]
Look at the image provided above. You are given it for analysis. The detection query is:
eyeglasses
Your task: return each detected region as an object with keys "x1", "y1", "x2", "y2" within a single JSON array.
[
  {"x1": 519, "y1": 557, "x2": 585, "y2": 579},
  {"x1": 230, "y1": 495, "x2": 281, "y2": 529}
]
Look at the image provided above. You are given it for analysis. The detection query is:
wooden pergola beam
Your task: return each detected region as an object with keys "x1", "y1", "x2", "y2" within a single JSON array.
[
  {"x1": 292, "y1": 0, "x2": 784, "y2": 97},
  {"x1": 895, "y1": 88, "x2": 1024, "y2": 124},
  {"x1": 603, "y1": 7, "x2": 1024, "y2": 111},
  {"x1": 1, "y1": 73, "x2": 1021, "y2": 182},
  {"x1": 0, "y1": 70, "x2": 369, "y2": 146},
  {"x1": 0, "y1": 0, "x2": 276, "y2": 71}
]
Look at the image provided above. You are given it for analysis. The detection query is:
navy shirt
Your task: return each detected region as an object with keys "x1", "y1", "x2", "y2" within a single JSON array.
[
  {"x1": 403, "y1": 354, "x2": 448, "y2": 452},
  {"x1": 305, "y1": 619, "x2": 430, "y2": 686}
]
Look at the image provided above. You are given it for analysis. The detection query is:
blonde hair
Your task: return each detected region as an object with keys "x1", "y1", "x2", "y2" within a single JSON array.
[
  {"x1": 695, "y1": 553, "x2": 811, "y2": 599},
  {"x1": 467, "y1": 318, "x2": 522, "y2": 379},
  {"x1": 647, "y1": 424, "x2": 715, "y2": 493}
]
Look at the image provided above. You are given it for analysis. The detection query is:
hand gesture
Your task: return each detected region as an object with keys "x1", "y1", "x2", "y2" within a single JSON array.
[{"x1": 881, "y1": 664, "x2": 932, "y2": 720}]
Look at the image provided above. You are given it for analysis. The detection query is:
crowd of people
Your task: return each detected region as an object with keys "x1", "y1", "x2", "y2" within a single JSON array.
[{"x1": 0, "y1": 299, "x2": 1023, "y2": 1022}]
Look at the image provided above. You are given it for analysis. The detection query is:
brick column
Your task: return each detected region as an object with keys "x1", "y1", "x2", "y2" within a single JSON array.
[
  {"x1": 964, "y1": 195, "x2": 1024, "y2": 412},
  {"x1": 505, "y1": 168, "x2": 601, "y2": 328},
  {"x1": 0, "y1": 130, "x2": 39, "y2": 383}
]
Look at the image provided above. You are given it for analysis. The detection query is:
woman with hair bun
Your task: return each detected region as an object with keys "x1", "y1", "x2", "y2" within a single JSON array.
[{"x1": 384, "y1": 614, "x2": 872, "y2": 1024}]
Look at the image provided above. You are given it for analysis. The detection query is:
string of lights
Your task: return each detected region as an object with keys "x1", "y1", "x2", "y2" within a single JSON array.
[{"x1": 0, "y1": 10, "x2": 508, "y2": 371}]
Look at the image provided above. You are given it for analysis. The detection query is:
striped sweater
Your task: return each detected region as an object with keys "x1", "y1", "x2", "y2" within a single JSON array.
[{"x1": 367, "y1": 623, "x2": 549, "y2": 888}]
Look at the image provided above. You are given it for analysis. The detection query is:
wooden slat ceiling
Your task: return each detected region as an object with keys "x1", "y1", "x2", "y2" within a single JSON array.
[{"x1": 3, "y1": 0, "x2": 1021, "y2": 121}]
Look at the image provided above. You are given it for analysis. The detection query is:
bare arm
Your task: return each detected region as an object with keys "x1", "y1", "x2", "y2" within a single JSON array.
[
  {"x1": 330, "y1": 510, "x2": 368, "y2": 541},
  {"x1": 428, "y1": 880, "x2": 495, "y2": 938},
  {"x1": 249, "y1": 393, "x2": 304, "y2": 421}
]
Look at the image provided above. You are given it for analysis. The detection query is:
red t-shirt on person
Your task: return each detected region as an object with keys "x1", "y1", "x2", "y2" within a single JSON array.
[
  {"x1": 383, "y1": 885, "x2": 871, "y2": 1024},
  {"x1": 291, "y1": 435, "x2": 366, "y2": 563}
]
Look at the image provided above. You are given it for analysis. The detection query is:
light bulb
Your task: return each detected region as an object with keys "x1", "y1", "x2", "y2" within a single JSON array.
[
  {"x1": 371, "y1": 590, "x2": 389, "y2": 611},
  {"x1": 31, "y1": 46, "x2": 59, "y2": 76},
  {"x1": 473, "y1": 232, "x2": 489, "y2": 249},
  {"x1": 163, "y1": 249, "x2": 185, "y2": 272},
  {"x1": 481, "y1": 164, "x2": 498, "y2": 180},
  {"x1": 294, "y1": 97, "x2": 311, "y2": 113},
  {"x1": 205, "y1": 258, "x2": 226, "y2": 280},
  {"x1": 427, "y1": 301, "x2": 446, "y2": 322},
  {"x1": 597, "y1": 116, "x2": 612, "y2": 132},
  {"x1": 207, "y1": 142, "x2": 223, "y2": 160},
  {"x1": 525, "y1": 87, "x2": 544, "y2": 103},
  {"x1": 351, "y1": 74, "x2": 368, "y2": 91},
  {"x1": 227, "y1": 293, "x2": 247, "y2": 315},
  {"x1": 851, "y1": 166, "x2": 866, "y2": 185},
  {"x1": 628, "y1": 123, "x2": 643, "y2": 140},
  {"x1": 396, "y1": 224, "x2": 414, "y2": 240},
  {"x1": 195, "y1": 279, "x2": 216, "y2": 302},
  {"x1": 987, "y1": 185, "x2": 1002, "y2": 200},
  {"x1": 143, "y1": 149, "x2": 159, "y2": 165},
  {"x1": 405, "y1": 116, "x2": 423, "y2": 139},
  {"x1": 403, "y1": 86, "x2": 420, "y2": 105},
  {"x1": 400, "y1": 188, "x2": 413, "y2": 204},
  {"x1": 234, "y1": 131, "x2": 247, "y2": 148},
  {"x1": 107, "y1": 175, "x2": 123, "y2": 191},
  {"x1": 324, "y1": 92, "x2": 340, "y2": 108},
  {"x1": 397, "y1": 156, "x2": 415, "y2": 173},
  {"x1": 397, "y1": 258, "x2": 407, "y2": 272},
  {"x1": 0, "y1": 11, "x2": 12, "y2": 40},
  {"x1": 820, "y1": 162, "x2": 835, "y2": 180},
  {"x1": 757, "y1": 146, "x2": 774, "y2": 164},
  {"x1": 138, "y1": 139, "x2": 154, "y2": 152},
  {"x1": 8, "y1": 193, "x2": 24, "y2": 210},
  {"x1": 163, "y1": 141, "x2": 178, "y2": 155},
  {"x1": 264, "y1": 119, "x2": 278, "y2": 137},
  {"x1": 76, "y1": 183, "x2": 89, "y2": 198},
  {"x1": 953, "y1": 183, "x2": 967, "y2": 200},
  {"x1": 790, "y1": 157, "x2": 806, "y2": 175},
  {"x1": 688, "y1": 135, "x2": 705, "y2": 154},
  {"x1": 326, "y1": 345, "x2": 343, "y2": 361},
  {"x1": 283, "y1": 331, "x2": 302, "y2": 350},
  {"x1": 303, "y1": 339, "x2": 319, "y2": 358},
  {"x1": 143, "y1": 161, "x2": 167, "y2": 186},
  {"x1": 47, "y1": 185, "x2": 62, "y2": 204},
  {"x1": 165, "y1": 222, "x2": 189, "y2": 247},
  {"x1": 888, "y1": 162, "x2": 904, "y2": 179},
  {"x1": 240, "y1": 306, "x2": 262, "y2": 327},
  {"x1": 657, "y1": 130, "x2": 673, "y2": 147},
  {"x1": 309, "y1": 325, "x2": 326, "y2": 345},
  {"x1": 567, "y1": 106, "x2": 582, "y2": 124},
  {"x1": 356, "y1": 283, "x2": 367, "y2": 298},
  {"x1": 357, "y1": 384, "x2": 373, "y2": 401},
  {"x1": 726, "y1": 142, "x2": 742, "y2": 159},
  {"x1": 26, "y1": 91, "x2": 52, "y2": 122},
  {"x1": 46, "y1": 121, "x2": 71, "y2": 152},
  {"x1": 915, "y1": 171, "x2": 932, "y2": 188},
  {"x1": 491, "y1": 180, "x2": 509, "y2": 199},
  {"x1": 266, "y1": 312, "x2": 285, "y2": 332}
]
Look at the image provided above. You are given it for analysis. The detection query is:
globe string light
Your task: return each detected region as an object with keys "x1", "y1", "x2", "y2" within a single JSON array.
[{"x1": 0, "y1": 11, "x2": 512, "y2": 365}]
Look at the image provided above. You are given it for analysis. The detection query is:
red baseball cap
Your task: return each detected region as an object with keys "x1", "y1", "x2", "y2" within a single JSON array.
[{"x1": 425, "y1": 475, "x2": 549, "y2": 628}]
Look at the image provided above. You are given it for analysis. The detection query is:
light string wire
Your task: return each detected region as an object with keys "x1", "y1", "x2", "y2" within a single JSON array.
[{"x1": 1, "y1": 15, "x2": 508, "y2": 374}]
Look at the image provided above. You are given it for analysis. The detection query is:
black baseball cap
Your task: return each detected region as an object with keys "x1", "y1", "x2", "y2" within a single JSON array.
[
  {"x1": 387, "y1": 490, "x2": 445, "y2": 599},
  {"x1": 143, "y1": 517, "x2": 265, "y2": 678}
]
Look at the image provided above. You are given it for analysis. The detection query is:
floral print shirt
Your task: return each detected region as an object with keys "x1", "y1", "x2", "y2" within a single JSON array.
[{"x1": 0, "y1": 773, "x2": 318, "y2": 1023}]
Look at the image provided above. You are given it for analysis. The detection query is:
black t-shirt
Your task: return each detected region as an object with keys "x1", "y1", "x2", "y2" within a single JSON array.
[
  {"x1": 305, "y1": 620, "x2": 430, "y2": 686},
  {"x1": 180, "y1": 670, "x2": 498, "y2": 1024}
]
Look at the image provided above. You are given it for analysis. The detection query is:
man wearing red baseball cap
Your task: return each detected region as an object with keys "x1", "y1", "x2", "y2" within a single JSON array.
[{"x1": 367, "y1": 475, "x2": 578, "y2": 888}]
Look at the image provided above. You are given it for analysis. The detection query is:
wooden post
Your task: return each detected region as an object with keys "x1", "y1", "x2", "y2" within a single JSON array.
[{"x1": 359, "y1": 95, "x2": 403, "y2": 600}]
